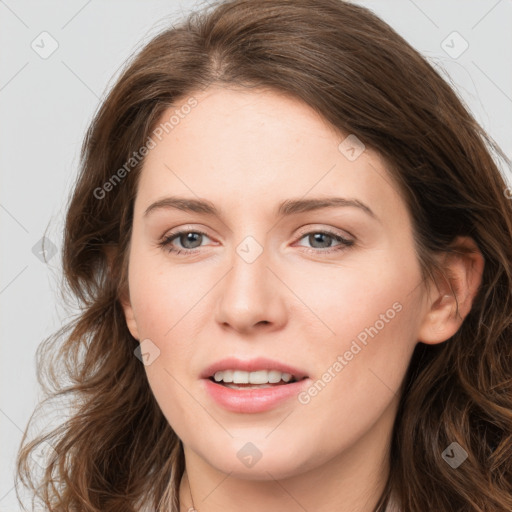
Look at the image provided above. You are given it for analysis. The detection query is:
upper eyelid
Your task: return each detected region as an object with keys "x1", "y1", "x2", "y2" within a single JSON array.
[
  {"x1": 295, "y1": 225, "x2": 354, "y2": 240},
  {"x1": 162, "y1": 223, "x2": 354, "y2": 239}
]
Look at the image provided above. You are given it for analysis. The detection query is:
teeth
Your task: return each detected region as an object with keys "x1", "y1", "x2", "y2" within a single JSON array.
[
  {"x1": 213, "y1": 369, "x2": 294, "y2": 384},
  {"x1": 224, "y1": 383, "x2": 274, "y2": 390}
]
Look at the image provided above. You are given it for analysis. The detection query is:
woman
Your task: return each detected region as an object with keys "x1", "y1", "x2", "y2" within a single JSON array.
[{"x1": 16, "y1": 0, "x2": 512, "y2": 511}]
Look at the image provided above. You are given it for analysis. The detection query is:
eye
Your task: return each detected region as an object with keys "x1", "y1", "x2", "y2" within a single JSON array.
[
  {"x1": 158, "y1": 229, "x2": 212, "y2": 255},
  {"x1": 158, "y1": 228, "x2": 354, "y2": 256},
  {"x1": 294, "y1": 229, "x2": 354, "y2": 255}
]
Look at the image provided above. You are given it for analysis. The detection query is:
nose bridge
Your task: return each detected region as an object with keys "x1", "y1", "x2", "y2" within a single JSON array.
[
  {"x1": 215, "y1": 232, "x2": 285, "y2": 330},
  {"x1": 228, "y1": 234, "x2": 273, "y2": 306}
]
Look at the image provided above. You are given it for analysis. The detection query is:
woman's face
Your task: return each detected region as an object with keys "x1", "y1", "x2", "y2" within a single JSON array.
[{"x1": 122, "y1": 85, "x2": 431, "y2": 479}]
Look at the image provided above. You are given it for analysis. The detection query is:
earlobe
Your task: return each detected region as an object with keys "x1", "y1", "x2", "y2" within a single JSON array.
[
  {"x1": 120, "y1": 291, "x2": 140, "y2": 341},
  {"x1": 418, "y1": 236, "x2": 484, "y2": 345},
  {"x1": 106, "y1": 243, "x2": 140, "y2": 341},
  {"x1": 117, "y1": 265, "x2": 140, "y2": 341}
]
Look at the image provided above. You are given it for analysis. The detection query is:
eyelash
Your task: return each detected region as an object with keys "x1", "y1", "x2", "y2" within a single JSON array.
[{"x1": 158, "y1": 228, "x2": 354, "y2": 256}]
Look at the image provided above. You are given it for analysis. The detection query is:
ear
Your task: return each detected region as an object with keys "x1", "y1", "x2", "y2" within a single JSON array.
[
  {"x1": 418, "y1": 236, "x2": 484, "y2": 345},
  {"x1": 105, "y1": 243, "x2": 140, "y2": 341}
]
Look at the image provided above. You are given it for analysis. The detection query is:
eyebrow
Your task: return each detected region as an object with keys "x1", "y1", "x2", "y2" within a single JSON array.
[{"x1": 143, "y1": 196, "x2": 377, "y2": 220}]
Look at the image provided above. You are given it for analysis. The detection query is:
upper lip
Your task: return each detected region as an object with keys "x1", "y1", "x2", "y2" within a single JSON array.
[{"x1": 200, "y1": 357, "x2": 309, "y2": 380}]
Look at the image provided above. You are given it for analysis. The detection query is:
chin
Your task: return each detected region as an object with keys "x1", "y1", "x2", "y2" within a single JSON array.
[{"x1": 198, "y1": 441, "x2": 315, "y2": 480}]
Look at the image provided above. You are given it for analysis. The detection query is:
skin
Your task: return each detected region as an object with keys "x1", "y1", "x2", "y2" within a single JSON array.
[{"x1": 121, "y1": 85, "x2": 484, "y2": 512}]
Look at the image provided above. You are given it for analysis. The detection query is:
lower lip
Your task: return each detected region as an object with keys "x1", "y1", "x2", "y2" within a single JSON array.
[{"x1": 202, "y1": 378, "x2": 311, "y2": 413}]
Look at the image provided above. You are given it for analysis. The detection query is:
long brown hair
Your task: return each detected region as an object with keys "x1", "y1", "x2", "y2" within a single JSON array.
[{"x1": 16, "y1": 0, "x2": 512, "y2": 510}]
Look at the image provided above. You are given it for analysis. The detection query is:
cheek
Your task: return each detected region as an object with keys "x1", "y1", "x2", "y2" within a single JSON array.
[
  {"x1": 292, "y1": 251, "x2": 421, "y2": 415},
  {"x1": 128, "y1": 245, "x2": 202, "y2": 340},
  {"x1": 128, "y1": 250, "x2": 201, "y2": 433},
  {"x1": 290, "y1": 251, "x2": 418, "y2": 351}
]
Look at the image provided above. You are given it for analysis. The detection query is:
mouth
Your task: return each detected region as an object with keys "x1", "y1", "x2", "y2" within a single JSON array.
[
  {"x1": 200, "y1": 357, "x2": 310, "y2": 412},
  {"x1": 202, "y1": 369, "x2": 311, "y2": 413}
]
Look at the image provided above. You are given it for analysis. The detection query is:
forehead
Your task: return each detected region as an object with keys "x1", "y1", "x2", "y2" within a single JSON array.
[{"x1": 135, "y1": 86, "x2": 405, "y2": 223}]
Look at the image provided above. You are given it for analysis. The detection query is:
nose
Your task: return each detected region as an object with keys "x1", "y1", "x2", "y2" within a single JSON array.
[{"x1": 214, "y1": 240, "x2": 287, "y2": 334}]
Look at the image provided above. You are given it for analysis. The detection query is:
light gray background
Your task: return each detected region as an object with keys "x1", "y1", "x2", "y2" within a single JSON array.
[{"x1": 1, "y1": 1, "x2": 511, "y2": 510}]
